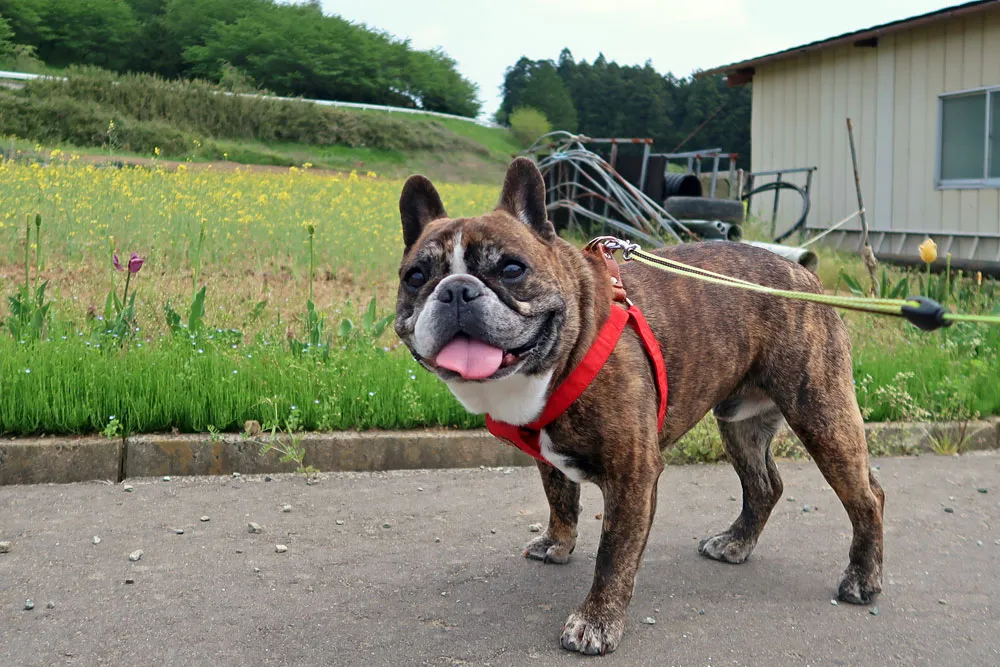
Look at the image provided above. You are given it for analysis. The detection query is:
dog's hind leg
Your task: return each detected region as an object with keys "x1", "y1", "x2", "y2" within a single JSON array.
[
  {"x1": 524, "y1": 460, "x2": 580, "y2": 564},
  {"x1": 776, "y1": 369, "x2": 885, "y2": 605},
  {"x1": 699, "y1": 403, "x2": 784, "y2": 564}
]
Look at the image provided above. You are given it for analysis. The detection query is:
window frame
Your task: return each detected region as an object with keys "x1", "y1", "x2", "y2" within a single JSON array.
[{"x1": 935, "y1": 85, "x2": 1000, "y2": 190}]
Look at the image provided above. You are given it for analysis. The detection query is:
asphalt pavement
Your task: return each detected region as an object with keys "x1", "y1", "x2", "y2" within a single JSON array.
[{"x1": 2, "y1": 453, "x2": 998, "y2": 666}]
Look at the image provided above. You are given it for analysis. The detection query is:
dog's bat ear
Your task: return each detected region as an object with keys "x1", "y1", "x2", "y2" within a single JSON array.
[
  {"x1": 400, "y1": 175, "x2": 447, "y2": 251},
  {"x1": 496, "y1": 157, "x2": 555, "y2": 243}
]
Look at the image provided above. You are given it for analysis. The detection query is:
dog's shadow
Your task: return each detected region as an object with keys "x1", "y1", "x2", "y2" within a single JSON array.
[{"x1": 415, "y1": 529, "x2": 840, "y2": 664}]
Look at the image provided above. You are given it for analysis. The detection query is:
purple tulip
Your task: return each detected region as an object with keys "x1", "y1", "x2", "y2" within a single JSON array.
[
  {"x1": 113, "y1": 253, "x2": 123, "y2": 271},
  {"x1": 127, "y1": 253, "x2": 144, "y2": 274}
]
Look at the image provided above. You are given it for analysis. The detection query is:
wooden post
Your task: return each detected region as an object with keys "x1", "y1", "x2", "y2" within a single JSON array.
[{"x1": 846, "y1": 118, "x2": 879, "y2": 295}]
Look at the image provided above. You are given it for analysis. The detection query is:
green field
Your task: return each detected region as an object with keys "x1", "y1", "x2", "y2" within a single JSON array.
[{"x1": 0, "y1": 159, "x2": 997, "y2": 442}]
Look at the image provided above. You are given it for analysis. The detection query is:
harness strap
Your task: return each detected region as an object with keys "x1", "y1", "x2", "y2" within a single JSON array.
[{"x1": 486, "y1": 302, "x2": 667, "y2": 466}]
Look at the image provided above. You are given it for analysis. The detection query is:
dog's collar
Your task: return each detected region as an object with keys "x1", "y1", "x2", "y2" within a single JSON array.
[{"x1": 486, "y1": 245, "x2": 668, "y2": 466}]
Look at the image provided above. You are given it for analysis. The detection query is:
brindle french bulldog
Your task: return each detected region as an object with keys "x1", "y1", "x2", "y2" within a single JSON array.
[{"x1": 394, "y1": 158, "x2": 884, "y2": 655}]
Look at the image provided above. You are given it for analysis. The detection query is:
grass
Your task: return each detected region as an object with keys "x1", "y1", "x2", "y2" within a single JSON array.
[
  {"x1": 426, "y1": 115, "x2": 523, "y2": 160},
  {"x1": 0, "y1": 159, "x2": 997, "y2": 442},
  {"x1": 0, "y1": 321, "x2": 481, "y2": 436},
  {"x1": 0, "y1": 158, "x2": 496, "y2": 436},
  {"x1": 852, "y1": 318, "x2": 1000, "y2": 422}
]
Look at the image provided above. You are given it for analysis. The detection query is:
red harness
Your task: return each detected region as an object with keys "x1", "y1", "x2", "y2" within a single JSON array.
[{"x1": 485, "y1": 245, "x2": 668, "y2": 465}]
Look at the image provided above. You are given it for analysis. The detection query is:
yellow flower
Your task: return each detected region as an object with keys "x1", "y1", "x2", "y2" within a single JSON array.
[
  {"x1": 918, "y1": 238, "x2": 937, "y2": 264},
  {"x1": 154, "y1": 147, "x2": 161, "y2": 157}
]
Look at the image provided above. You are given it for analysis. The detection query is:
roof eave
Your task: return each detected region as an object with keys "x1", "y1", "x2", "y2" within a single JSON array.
[{"x1": 698, "y1": 0, "x2": 998, "y2": 85}]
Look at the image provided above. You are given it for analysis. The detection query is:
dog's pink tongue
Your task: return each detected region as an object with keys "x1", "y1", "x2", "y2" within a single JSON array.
[{"x1": 434, "y1": 337, "x2": 503, "y2": 380}]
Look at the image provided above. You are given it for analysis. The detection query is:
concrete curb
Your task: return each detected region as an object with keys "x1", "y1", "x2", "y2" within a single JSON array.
[
  {"x1": 0, "y1": 436, "x2": 123, "y2": 485},
  {"x1": 773, "y1": 418, "x2": 1000, "y2": 456},
  {"x1": 0, "y1": 420, "x2": 997, "y2": 485},
  {"x1": 124, "y1": 430, "x2": 533, "y2": 479}
]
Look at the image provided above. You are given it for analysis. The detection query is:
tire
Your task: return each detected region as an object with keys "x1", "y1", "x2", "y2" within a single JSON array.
[
  {"x1": 663, "y1": 173, "x2": 702, "y2": 198},
  {"x1": 663, "y1": 196, "x2": 745, "y2": 224}
]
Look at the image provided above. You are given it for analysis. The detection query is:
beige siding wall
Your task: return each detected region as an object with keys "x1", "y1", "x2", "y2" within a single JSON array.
[{"x1": 750, "y1": 8, "x2": 1000, "y2": 260}]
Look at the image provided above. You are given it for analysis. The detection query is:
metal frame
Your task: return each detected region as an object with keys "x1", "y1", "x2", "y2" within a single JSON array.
[
  {"x1": 519, "y1": 131, "x2": 707, "y2": 245},
  {"x1": 651, "y1": 149, "x2": 741, "y2": 199},
  {"x1": 584, "y1": 138, "x2": 654, "y2": 191},
  {"x1": 520, "y1": 132, "x2": 751, "y2": 248},
  {"x1": 935, "y1": 84, "x2": 1000, "y2": 189}
]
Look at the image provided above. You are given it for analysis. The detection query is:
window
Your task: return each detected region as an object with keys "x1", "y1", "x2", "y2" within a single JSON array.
[{"x1": 937, "y1": 87, "x2": 1000, "y2": 187}]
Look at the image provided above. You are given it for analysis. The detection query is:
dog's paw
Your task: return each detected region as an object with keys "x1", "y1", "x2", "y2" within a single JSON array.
[
  {"x1": 523, "y1": 533, "x2": 575, "y2": 564},
  {"x1": 838, "y1": 564, "x2": 882, "y2": 604},
  {"x1": 697, "y1": 531, "x2": 756, "y2": 564},
  {"x1": 560, "y1": 611, "x2": 624, "y2": 655}
]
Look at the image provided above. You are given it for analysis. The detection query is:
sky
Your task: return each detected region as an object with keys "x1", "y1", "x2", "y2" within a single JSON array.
[{"x1": 321, "y1": 0, "x2": 956, "y2": 118}]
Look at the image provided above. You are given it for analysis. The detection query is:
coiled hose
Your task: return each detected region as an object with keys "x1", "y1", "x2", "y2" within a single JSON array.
[{"x1": 742, "y1": 181, "x2": 811, "y2": 243}]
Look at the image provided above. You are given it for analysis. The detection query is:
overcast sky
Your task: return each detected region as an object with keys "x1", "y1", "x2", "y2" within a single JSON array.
[{"x1": 321, "y1": 0, "x2": 956, "y2": 118}]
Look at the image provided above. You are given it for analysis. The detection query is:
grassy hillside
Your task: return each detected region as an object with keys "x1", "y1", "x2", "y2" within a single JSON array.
[{"x1": 0, "y1": 68, "x2": 522, "y2": 183}]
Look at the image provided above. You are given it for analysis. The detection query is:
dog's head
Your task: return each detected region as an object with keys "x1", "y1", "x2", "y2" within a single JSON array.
[{"x1": 394, "y1": 158, "x2": 571, "y2": 386}]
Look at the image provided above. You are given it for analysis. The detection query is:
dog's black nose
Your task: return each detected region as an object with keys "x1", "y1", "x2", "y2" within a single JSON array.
[{"x1": 437, "y1": 280, "x2": 482, "y2": 304}]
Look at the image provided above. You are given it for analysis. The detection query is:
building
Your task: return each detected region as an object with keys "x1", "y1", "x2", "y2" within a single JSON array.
[{"x1": 703, "y1": 0, "x2": 1000, "y2": 272}]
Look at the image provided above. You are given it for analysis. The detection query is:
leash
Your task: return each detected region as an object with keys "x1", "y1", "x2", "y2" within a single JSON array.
[{"x1": 585, "y1": 236, "x2": 1000, "y2": 332}]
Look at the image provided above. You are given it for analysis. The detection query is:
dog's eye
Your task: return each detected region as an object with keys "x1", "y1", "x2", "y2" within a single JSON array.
[
  {"x1": 404, "y1": 268, "x2": 426, "y2": 290},
  {"x1": 501, "y1": 262, "x2": 526, "y2": 282}
]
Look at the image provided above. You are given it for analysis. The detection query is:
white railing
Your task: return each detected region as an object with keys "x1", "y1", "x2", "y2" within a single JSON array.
[{"x1": 0, "y1": 69, "x2": 499, "y2": 128}]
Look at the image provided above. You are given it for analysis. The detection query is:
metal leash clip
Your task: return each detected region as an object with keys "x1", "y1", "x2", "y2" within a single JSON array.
[{"x1": 585, "y1": 236, "x2": 641, "y2": 260}]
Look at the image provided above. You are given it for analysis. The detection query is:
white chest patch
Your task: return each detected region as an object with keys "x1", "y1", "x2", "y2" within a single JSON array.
[
  {"x1": 539, "y1": 430, "x2": 584, "y2": 483},
  {"x1": 446, "y1": 370, "x2": 553, "y2": 426}
]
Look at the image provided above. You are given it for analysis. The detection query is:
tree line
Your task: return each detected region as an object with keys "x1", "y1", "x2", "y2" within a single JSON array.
[
  {"x1": 499, "y1": 49, "x2": 751, "y2": 164},
  {"x1": 0, "y1": 0, "x2": 481, "y2": 117}
]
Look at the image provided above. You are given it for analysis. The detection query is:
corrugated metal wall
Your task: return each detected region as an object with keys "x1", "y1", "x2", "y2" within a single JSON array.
[{"x1": 750, "y1": 7, "x2": 1000, "y2": 263}]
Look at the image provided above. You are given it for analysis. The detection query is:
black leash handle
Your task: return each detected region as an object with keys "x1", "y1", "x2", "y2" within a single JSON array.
[{"x1": 901, "y1": 296, "x2": 953, "y2": 331}]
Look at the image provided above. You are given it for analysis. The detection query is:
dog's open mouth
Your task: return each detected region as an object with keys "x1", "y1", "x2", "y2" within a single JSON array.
[{"x1": 432, "y1": 335, "x2": 535, "y2": 380}]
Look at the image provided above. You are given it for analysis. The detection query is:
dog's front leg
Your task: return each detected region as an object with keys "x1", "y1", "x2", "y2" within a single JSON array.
[
  {"x1": 560, "y1": 448, "x2": 663, "y2": 655},
  {"x1": 525, "y1": 460, "x2": 580, "y2": 564}
]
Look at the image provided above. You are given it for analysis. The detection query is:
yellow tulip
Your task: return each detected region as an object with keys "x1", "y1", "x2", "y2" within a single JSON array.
[{"x1": 918, "y1": 238, "x2": 937, "y2": 264}]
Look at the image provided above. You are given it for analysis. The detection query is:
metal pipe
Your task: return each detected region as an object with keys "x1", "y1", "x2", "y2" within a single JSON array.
[
  {"x1": 537, "y1": 140, "x2": 689, "y2": 243},
  {"x1": 748, "y1": 167, "x2": 817, "y2": 177},
  {"x1": 638, "y1": 142, "x2": 651, "y2": 193},
  {"x1": 710, "y1": 154, "x2": 720, "y2": 197},
  {"x1": 670, "y1": 220, "x2": 743, "y2": 242},
  {"x1": 803, "y1": 169, "x2": 814, "y2": 242},
  {"x1": 742, "y1": 241, "x2": 819, "y2": 272},
  {"x1": 770, "y1": 173, "x2": 782, "y2": 238}
]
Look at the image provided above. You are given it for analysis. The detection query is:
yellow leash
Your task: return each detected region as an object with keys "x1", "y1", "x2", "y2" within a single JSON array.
[{"x1": 587, "y1": 236, "x2": 1000, "y2": 331}]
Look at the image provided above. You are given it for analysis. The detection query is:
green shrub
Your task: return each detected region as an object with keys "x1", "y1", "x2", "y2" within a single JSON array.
[
  {"x1": 0, "y1": 91, "x2": 202, "y2": 157},
  {"x1": 21, "y1": 67, "x2": 487, "y2": 154},
  {"x1": 508, "y1": 107, "x2": 551, "y2": 148}
]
